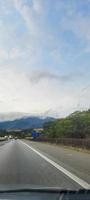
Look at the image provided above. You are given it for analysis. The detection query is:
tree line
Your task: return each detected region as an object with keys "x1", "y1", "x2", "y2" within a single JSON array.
[{"x1": 43, "y1": 109, "x2": 90, "y2": 138}]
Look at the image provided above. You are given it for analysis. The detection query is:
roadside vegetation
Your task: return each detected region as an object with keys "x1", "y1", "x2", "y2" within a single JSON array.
[{"x1": 43, "y1": 109, "x2": 90, "y2": 139}]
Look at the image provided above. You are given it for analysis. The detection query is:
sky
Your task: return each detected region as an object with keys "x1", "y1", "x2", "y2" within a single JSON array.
[{"x1": 0, "y1": 0, "x2": 90, "y2": 117}]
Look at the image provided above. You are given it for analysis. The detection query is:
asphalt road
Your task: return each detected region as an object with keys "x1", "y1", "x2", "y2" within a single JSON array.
[{"x1": 0, "y1": 139, "x2": 90, "y2": 190}]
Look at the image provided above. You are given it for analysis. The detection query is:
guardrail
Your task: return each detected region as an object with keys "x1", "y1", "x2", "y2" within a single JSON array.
[{"x1": 32, "y1": 137, "x2": 90, "y2": 150}]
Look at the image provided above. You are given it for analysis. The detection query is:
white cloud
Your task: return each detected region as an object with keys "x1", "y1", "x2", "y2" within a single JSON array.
[
  {"x1": 0, "y1": 66, "x2": 79, "y2": 114},
  {"x1": 9, "y1": 48, "x2": 22, "y2": 59},
  {"x1": 0, "y1": 65, "x2": 89, "y2": 116},
  {"x1": 13, "y1": 0, "x2": 42, "y2": 35},
  {"x1": 0, "y1": 48, "x2": 22, "y2": 61},
  {"x1": 33, "y1": 0, "x2": 43, "y2": 13},
  {"x1": 0, "y1": 49, "x2": 8, "y2": 60},
  {"x1": 76, "y1": 85, "x2": 90, "y2": 111}
]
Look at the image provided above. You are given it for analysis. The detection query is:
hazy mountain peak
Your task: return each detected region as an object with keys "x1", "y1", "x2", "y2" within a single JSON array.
[{"x1": 0, "y1": 112, "x2": 30, "y2": 122}]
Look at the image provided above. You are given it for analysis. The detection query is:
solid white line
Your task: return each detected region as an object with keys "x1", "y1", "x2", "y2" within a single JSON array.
[{"x1": 20, "y1": 140, "x2": 90, "y2": 189}]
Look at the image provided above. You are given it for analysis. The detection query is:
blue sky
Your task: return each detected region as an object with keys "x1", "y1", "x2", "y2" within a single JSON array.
[{"x1": 0, "y1": 0, "x2": 90, "y2": 117}]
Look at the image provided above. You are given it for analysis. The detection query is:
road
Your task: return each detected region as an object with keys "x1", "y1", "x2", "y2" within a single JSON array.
[{"x1": 0, "y1": 139, "x2": 90, "y2": 190}]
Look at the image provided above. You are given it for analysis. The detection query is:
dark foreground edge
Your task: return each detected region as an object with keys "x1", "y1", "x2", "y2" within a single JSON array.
[{"x1": 0, "y1": 187, "x2": 90, "y2": 194}]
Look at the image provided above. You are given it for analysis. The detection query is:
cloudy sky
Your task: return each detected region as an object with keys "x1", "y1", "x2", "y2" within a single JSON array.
[{"x1": 0, "y1": 0, "x2": 90, "y2": 117}]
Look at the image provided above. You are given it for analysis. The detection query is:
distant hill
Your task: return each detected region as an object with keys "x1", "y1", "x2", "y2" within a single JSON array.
[
  {"x1": 44, "y1": 109, "x2": 90, "y2": 138},
  {"x1": 0, "y1": 116, "x2": 55, "y2": 130}
]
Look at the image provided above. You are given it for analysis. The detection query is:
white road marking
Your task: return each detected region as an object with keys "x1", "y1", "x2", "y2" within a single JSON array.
[{"x1": 20, "y1": 140, "x2": 90, "y2": 189}]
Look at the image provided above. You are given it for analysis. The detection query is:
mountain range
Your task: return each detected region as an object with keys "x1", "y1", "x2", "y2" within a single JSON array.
[{"x1": 0, "y1": 113, "x2": 55, "y2": 130}]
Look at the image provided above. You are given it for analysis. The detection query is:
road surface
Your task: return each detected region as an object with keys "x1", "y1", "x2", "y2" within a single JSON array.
[{"x1": 0, "y1": 139, "x2": 90, "y2": 190}]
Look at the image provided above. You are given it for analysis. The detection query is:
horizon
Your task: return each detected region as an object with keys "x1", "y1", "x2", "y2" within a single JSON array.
[
  {"x1": 0, "y1": 0, "x2": 90, "y2": 117},
  {"x1": 0, "y1": 108, "x2": 89, "y2": 122}
]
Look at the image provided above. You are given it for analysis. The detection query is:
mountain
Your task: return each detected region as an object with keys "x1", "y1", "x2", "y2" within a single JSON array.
[{"x1": 0, "y1": 116, "x2": 55, "y2": 130}]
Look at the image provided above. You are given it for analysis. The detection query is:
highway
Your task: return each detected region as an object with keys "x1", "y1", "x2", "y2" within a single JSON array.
[{"x1": 0, "y1": 139, "x2": 90, "y2": 190}]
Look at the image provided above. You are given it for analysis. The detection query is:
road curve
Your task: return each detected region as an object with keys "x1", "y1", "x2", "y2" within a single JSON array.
[{"x1": 0, "y1": 139, "x2": 89, "y2": 190}]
